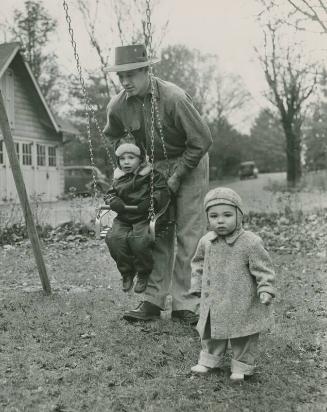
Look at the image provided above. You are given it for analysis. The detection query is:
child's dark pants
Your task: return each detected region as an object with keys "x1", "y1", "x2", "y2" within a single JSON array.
[{"x1": 106, "y1": 218, "x2": 154, "y2": 279}]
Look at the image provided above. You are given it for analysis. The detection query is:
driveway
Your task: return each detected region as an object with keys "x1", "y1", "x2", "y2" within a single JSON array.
[
  {"x1": 1, "y1": 172, "x2": 327, "y2": 228},
  {"x1": 212, "y1": 172, "x2": 327, "y2": 214},
  {"x1": 0, "y1": 197, "x2": 106, "y2": 228}
]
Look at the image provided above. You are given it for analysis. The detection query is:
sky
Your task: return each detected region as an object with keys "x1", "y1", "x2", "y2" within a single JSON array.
[{"x1": 1, "y1": 0, "x2": 325, "y2": 133}]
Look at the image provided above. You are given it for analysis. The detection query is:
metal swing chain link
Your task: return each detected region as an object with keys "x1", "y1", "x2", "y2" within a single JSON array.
[
  {"x1": 62, "y1": 0, "x2": 116, "y2": 200},
  {"x1": 146, "y1": 0, "x2": 156, "y2": 221},
  {"x1": 63, "y1": 0, "x2": 97, "y2": 197},
  {"x1": 145, "y1": 0, "x2": 170, "y2": 223},
  {"x1": 154, "y1": 96, "x2": 168, "y2": 161},
  {"x1": 145, "y1": 2, "x2": 168, "y2": 163}
]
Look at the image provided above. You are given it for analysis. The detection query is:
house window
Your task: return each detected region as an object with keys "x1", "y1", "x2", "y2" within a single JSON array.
[
  {"x1": 48, "y1": 146, "x2": 57, "y2": 167},
  {"x1": 0, "y1": 141, "x2": 3, "y2": 164},
  {"x1": 22, "y1": 143, "x2": 32, "y2": 165},
  {"x1": 37, "y1": 144, "x2": 46, "y2": 166}
]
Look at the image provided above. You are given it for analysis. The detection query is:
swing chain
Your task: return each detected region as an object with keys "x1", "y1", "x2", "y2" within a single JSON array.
[
  {"x1": 145, "y1": 0, "x2": 168, "y2": 163},
  {"x1": 63, "y1": 0, "x2": 98, "y2": 196},
  {"x1": 145, "y1": 0, "x2": 169, "y2": 223},
  {"x1": 154, "y1": 97, "x2": 168, "y2": 162},
  {"x1": 62, "y1": 0, "x2": 116, "y2": 198},
  {"x1": 145, "y1": 0, "x2": 156, "y2": 221}
]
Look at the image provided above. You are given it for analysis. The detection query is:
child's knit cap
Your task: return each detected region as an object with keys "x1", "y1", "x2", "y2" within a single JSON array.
[
  {"x1": 115, "y1": 143, "x2": 141, "y2": 157},
  {"x1": 204, "y1": 187, "x2": 244, "y2": 214}
]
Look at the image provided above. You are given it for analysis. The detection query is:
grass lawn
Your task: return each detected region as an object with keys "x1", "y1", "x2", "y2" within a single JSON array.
[{"x1": 0, "y1": 238, "x2": 326, "y2": 412}]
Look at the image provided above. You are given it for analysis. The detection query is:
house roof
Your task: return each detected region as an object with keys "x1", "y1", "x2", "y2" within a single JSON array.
[
  {"x1": 55, "y1": 116, "x2": 80, "y2": 136},
  {"x1": 0, "y1": 42, "x2": 20, "y2": 78},
  {"x1": 0, "y1": 42, "x2": 77, "y2": 138}
]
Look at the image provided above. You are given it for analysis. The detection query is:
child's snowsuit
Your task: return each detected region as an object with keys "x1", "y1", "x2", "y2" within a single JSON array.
[{"x1": 105, "y1": 164, "x2": 170, "y2": 281}]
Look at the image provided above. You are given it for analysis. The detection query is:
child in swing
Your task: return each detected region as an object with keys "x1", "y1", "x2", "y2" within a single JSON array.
[
  {"x1": 105, "y1": 140, "x2": 170, "y2": 294},
  {"x1": 190, "y1": 187, "x2": 276, "y2": 382}
]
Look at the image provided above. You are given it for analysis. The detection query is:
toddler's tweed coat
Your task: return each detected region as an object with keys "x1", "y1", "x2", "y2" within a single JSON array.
[{"x1": 191, "y1": 228, "x2": 275, "y2": 340}]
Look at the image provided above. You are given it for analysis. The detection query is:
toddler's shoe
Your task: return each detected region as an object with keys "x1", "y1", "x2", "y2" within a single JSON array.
[
  {"x1": 122, "y1": 276, "x2": 133, "y2": 292},
  {"x1": 191, "y1": 364, "x2": 211, "y2": 374},
  {"x1": 134, "y1": 275, "x2": 148, "y2": 293},
  {"x1": 230, "y1": 372, "x2": 245, "y2": 382}
]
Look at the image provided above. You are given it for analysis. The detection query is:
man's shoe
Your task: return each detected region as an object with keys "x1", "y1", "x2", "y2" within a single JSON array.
[
  {"x1": 122, "y1": 276, "x2": 133, "y2": 292},
  {"x1": 171, "y1": 310, "x2": 199, "y2": 325},
  {"x1": 123, "y1": 301, "x2": 161, "y2": 322},
  {"x1": 134, "y1": 275, "x2": 148, "y2": 294}
]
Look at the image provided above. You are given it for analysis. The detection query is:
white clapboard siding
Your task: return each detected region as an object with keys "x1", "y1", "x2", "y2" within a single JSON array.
[
  {"x1": 0, "y1": 54, "x2": 65, "y2": 204},
  {"x1": 13, "y1": 67, "x2": 57, "y2": 140}
]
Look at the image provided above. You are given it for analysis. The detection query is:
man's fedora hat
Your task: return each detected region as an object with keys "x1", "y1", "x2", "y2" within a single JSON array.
[{"x1": 106, "y1": 44, "x2": 160, "y2": 72}]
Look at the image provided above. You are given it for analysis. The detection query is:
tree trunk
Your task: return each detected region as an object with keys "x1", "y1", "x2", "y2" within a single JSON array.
[{"x1": 285, "y1": 127, "x2": 302, "y2": 187}]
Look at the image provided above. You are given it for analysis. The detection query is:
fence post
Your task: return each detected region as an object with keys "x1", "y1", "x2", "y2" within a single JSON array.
[{"x1": 0, "y1": 91, "x2": 51, "y2": 294}]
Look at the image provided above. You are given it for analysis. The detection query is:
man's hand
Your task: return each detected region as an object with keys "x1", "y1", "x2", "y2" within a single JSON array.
[
  {"x1": 167, "y1": 173, "x2": 181, "y2": 194},
  {"x1": 260, "y1": 292, "x2": 273, "y2": 305}
]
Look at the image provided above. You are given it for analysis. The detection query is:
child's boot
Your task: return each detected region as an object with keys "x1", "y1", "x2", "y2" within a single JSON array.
[
  {"x1": 122, "y1": 275, "x2": 133, "y2": 292},
  {"x1": 134, "y1": 274, "x2": 148, "y2": 293}
]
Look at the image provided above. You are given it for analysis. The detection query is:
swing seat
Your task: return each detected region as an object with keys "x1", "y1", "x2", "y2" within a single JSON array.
[
  {"x1": 95, "y1": 200, "x2": 174, "y2": 242},
  {"x1": 148, "y1": 199, "x2": 174, "y2": 243},
  {"x1": 95, "y1": 205, "x2": 112, "y2": 240}
]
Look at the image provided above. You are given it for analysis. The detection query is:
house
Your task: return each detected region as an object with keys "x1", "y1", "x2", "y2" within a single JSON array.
[{"x1": 0, "y1": 42, "x2": 77, "y2": 203}]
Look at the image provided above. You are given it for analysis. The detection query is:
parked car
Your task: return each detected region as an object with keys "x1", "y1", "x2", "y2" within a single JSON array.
[
  {"x1": 64, "y1": 166, "x2": 111, "y2": 195},
  {"x1": 238, "y1": 161, "x2": 259, "y2": 180}
]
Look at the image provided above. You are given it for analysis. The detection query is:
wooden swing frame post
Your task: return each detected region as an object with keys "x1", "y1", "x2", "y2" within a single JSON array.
[{"x1": 0, "y1": 91, "x2": 51, "y2": 295}]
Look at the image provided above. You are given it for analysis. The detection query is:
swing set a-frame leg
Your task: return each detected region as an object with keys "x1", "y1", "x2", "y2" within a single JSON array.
[{"x1": 0, "y1": 91, "x2": 51, "y2": 295}]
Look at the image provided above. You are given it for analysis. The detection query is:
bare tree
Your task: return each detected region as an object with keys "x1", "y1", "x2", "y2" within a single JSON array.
[
  {"x1": 286, "y1": 0, "x2": 327, "y2": 33},
  {"x1": 156, "y1": 45, "x2": 251, "y2": 128},
  {"x1": 206, "y1": 73, "x2": 252, "y2": 129},
  {"x1": 76, "y1": 0, "x2": 169, "y2": 99},
  {"x1": 256, "y1": 21, "x2": 317, "y2": 187},
  {"x1": 77, "y1": 0, "x2": 119, "y2": 98}
]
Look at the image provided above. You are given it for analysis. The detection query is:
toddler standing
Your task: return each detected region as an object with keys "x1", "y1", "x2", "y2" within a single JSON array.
[{"x1": 190, "y1": 187, "x2": 275, "y2": 382}]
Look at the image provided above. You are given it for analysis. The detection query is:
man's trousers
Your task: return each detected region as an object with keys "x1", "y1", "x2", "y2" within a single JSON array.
[{"x1": 145, "y1": 154, "x2": 209, "y2": 312}]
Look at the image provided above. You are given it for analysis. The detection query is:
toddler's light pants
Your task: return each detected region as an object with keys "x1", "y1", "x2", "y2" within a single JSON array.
[
  {"x1": 198, "y1": 317, "x2": 259, "y2": 375},
  {"x1": 198, "y1": 334, "x2": 259, "y2": 375}
]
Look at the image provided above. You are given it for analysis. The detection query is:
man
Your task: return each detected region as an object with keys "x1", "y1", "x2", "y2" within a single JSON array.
[{"x1": 103, "y1": 44, "x2": 212, "y2": 324}]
